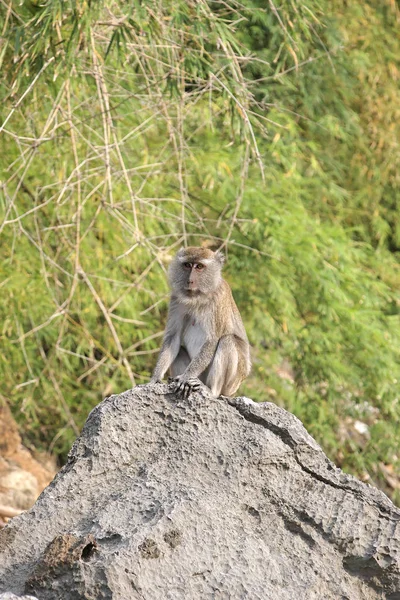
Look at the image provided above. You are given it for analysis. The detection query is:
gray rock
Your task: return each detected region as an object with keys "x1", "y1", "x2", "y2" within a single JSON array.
[{"x1": 0, "y1": 384, "x2": 400, "y2": 599}]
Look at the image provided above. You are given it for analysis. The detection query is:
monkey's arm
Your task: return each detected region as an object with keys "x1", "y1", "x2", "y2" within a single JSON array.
[
  {"x1": 150, "y1": 331, "x2": 181, "y2": 383},
  {"x1": 151, "y1": 336, "x2": 180, "y2": 383},
  {"x1": 151, "y1": 298, "x2": 184, "y2": 383}
]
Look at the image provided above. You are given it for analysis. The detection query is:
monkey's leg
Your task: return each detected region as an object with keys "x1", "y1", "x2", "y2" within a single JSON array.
[
  {"x1": 169, "y1": 347, "x2": 191, "y2": 378},
  {"x1": 205, "y1": 335, "x2": 241, "y2": 397},
  {"x1": 170, "y1": 348, "x2": 203, "y2": 398}
]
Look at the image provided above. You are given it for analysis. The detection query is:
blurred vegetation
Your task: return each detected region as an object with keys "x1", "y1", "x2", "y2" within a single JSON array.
[{"x1": 1, "y1": 0, "x2": 400, "y2": 501}]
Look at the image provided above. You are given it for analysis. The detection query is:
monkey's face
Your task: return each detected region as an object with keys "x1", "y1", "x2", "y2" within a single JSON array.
[
  {"x1": 182, "y1": 261, "x2": 207, "y2": 294},
  {"x1": 169, "y1": 248, "x2": 223, "y2": 298}
]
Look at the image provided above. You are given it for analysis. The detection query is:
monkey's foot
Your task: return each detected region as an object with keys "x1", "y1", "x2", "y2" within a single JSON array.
[{"x1": 171, "y1": 377, "x2": 201, "y2": 400}]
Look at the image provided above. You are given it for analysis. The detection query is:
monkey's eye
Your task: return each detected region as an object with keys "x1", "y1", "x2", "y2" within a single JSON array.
[
  {"x1": 195, "y1": 263, "x2": 205, "y2": 270},
  {"x1": 183, "y1": 262, "x2": 192, "y2": 270}
]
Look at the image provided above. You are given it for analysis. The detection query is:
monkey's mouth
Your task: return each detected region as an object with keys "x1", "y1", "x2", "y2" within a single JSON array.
[{"x1": 185, "y1": 288, "x2": 201, "y2": 295}]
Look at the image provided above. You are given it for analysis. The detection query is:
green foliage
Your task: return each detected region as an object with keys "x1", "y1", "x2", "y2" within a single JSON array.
[{"x1": 1, "y1": 0, "x2": 400, "y2": 501}]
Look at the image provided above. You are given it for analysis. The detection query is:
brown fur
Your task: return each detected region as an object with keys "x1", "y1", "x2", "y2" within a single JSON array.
[{"x1": 179, "y1": 246, "x2": 215, "y2": 261}]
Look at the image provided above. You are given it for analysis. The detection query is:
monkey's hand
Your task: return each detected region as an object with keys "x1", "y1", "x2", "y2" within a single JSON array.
[{"x1": 170, "y1": 375, "x2": 201, "y2": 400}]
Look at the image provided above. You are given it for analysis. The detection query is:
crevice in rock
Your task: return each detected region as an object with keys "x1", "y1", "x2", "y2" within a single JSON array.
[
  {"x1": 342, "y1": 555, "x2": 400, "y2": 596},
  {"x1": 266, "y1": 488, "x2": 400, "y2": 595},
  {"x1": 81, "y1": 541, "x2": 97, "y2": 562},
  {"x1": 283, "y1": 517, "x2": 316, "y2": 549},
  {"x1": 228, "y1": 399, "x2": 400, "y2": 521}
]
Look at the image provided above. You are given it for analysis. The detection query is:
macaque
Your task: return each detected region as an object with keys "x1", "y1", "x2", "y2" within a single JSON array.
[{"x1": 151, "y1": 247, "x2": 251, "y2": 398}]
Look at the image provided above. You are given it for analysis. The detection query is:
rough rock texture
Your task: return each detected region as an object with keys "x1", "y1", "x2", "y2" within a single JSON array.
[{"x1": 1, "y1": 384, "x2": 400, "y2": 599}]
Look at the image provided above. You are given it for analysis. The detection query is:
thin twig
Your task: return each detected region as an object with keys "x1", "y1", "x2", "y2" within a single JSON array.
[{"x1": 79, "y1": 267, "x2": 135, "y2": 386}]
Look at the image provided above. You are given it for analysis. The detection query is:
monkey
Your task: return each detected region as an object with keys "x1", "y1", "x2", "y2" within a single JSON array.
[{"x1": 150, "y1": 246, "x2": 251, "y2": 399}]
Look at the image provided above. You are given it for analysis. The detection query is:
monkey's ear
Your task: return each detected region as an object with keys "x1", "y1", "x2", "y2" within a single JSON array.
[
  {"x1": 176, "y1": 247, "x2": 186, "y2": 257},
  {"x1": 214, "y1": 250, "x2": 225, "y2": 266}
]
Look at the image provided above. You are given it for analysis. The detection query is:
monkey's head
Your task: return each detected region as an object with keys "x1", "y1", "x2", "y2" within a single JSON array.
[{"x1": 169, "y1": 246, "x2": 225, "y2": 301}]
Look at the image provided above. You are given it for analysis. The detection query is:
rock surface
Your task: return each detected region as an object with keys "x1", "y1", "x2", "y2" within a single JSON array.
[{"x1": 1, "y1": 384, "x2": 400, "y2": 599}]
